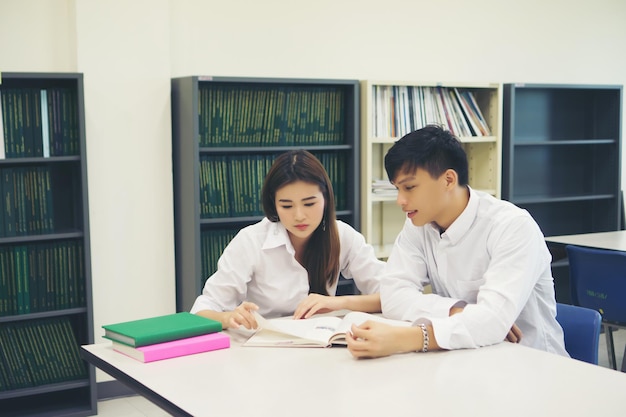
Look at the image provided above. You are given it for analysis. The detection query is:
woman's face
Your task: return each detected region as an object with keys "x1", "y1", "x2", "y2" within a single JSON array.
[{"x1": 275, "y1": 180, "x2": 325, "y2": 243}]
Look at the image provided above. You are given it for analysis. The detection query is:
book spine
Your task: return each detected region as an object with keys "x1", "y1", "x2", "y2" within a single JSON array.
[
  {"x1": 40, "y1": 89, "x2": 50, "y2": 157},
  {"x1": 115, "y1": 332, "x2": 231, "y2": 363},
  {"x1": 0, "y1": 90, "x2": 5, "y2": 159},
  {"x1": 145, "y1": 333, "x2": 230, "y2": 362}
]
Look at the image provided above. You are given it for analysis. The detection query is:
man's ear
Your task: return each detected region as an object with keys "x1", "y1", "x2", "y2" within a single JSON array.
[{"x1": 443, "y1": 169, "x2": 458, "y2": 188}]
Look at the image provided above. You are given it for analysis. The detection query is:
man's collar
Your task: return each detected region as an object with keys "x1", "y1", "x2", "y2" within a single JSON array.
[{"x1": 434, "y1": 186, "x2": 477, "y2": 243}]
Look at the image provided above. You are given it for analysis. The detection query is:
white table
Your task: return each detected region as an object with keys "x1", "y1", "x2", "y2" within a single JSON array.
[
  {"x1": 81, "y1": 331, "x2": 626, "y2": 417},
  {"x1": 546, "y1": 230, "x2": 626, "y2": 251}
]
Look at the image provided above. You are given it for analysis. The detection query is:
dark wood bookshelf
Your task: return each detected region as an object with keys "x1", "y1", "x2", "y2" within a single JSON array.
[
  {"x1": 502, "y1": 83, "x2": 623, "y2": 303},
  {"x1": 171, "y1": 76, "x2": 361, "y2": 311},
  {"x1": 0, "y1": 73, "x2": 95, "y2": 416}
]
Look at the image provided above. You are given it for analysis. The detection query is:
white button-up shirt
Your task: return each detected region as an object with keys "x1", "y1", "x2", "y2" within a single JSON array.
[
  {"x1": 190, "y1": 218, "x2": 384, "y2": 318},
  {"x1": 381, "y1": 187, "x2": 568, "y2": 356}
]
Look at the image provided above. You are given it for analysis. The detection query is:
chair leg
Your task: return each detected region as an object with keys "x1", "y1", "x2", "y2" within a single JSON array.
[
  {"x1": 605, "y1": 325, "x2": 617, "y2": 370},
  {"x1": 621, "y1": 343, "x2": 626, "y2": 373}
]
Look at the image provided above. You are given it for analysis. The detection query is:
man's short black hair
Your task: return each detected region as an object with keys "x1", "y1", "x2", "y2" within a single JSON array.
[{"x1": 384, "y1": 125, "x2": 468, "y2": 185}]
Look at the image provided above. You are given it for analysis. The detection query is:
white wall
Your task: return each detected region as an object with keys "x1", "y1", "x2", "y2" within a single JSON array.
[
  {"x1": 1, "y1": 0, "x2": 626, "y2": 382},
  {"x1": 1, "y1": 0, "x2": 176, "y2": 382},
  {"x1": 73, "y1": 0, "x2": 175, "y2": 349},
  {"x1": 169, "y1": 0, "x2": 626, "y2": 84}
]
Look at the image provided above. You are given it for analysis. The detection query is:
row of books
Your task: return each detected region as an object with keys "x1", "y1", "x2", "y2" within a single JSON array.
[
  {"x1": 1, "y1": 166, "x2": 56, "y2": 237},
  {"x1": 199, "y1": 152, "x2": 348, "y2": 219},
  {"x1": 0, "y1": 240, "x2": 86, "y2": 316},
  {"x1": 0, "y1": 317, "x2": 87, "y2": 391},
  {"x1": 371, "y1": 86, "x2": 491, "y2": 139},
  {"x1": 199, "y1": 154, "x2": 273, "y2": 218},
  {"x1": 201, "y1": 227, "x2": 239, "y2": 280},
  {"x1": 0, "y1": 88, "x2": 81, "y2": 159},
  {"x1": 198, "y1": 85, "x2": 346, "y2": 147},
  {"x1": 102, "y1": 312, "x2": 229, "y2": 363}
]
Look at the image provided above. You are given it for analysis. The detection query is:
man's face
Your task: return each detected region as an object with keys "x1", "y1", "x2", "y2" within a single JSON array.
[{"x1": 392, "y1": 167, "x2": 451, "y2": 228}]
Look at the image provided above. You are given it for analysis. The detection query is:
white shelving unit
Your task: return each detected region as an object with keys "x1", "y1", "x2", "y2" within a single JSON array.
[{"x1": 360, "y1": 80, "x2": 502, "y2": 258}]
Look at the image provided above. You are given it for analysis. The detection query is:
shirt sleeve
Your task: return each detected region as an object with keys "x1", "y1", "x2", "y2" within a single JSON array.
[
  {"x1": 337, "y1": 223, "x2": 385, "y2": 295},
  {"x1": 189, "y1": 230, "x2": 256, "y2": 314},
  {"x1": 381, "y1": 222, "x2": 462, "y2": 322},
  {"x1": 382, "y1": 215, "x2": 550, "y2": 350},
  {"x1": 431, "y1": 215, "x2": 550, "y2": 349}
]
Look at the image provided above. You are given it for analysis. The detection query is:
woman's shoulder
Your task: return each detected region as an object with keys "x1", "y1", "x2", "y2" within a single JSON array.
[
  {"x1": 231, "y1": 218, "x2": 274, "y2": 244},
  {"x1": 335, "y1": 219, "x2": 367, "y2": 242},
  {"x1": 335, "y1": 219, "x2": 355, "y2": 232}
]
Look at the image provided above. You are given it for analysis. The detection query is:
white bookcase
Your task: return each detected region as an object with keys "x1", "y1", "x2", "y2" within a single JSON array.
[{"x1": 360, "y1": 80, "x2": 502, "y2": 258}]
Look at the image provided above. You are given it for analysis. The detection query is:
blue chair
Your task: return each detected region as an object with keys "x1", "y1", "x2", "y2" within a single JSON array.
[
  {"x1": 566, "y1": 244, "x2": 626, "y2": 371},
  {"x1": 556, "y1": 302, "x2": 602, "y2": 364}
]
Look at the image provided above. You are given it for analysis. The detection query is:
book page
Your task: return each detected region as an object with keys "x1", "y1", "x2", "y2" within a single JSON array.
[
  {"x1": 329, "y1": 312, "x2": 414, "y2": 345},
  {"x1": 244, "y1": 312, "x2": 413, "y2": 347},
  {"x1": 243, "y1": 328, "x2": 327, "y2": 347},
  {"x1": 244, "y1": 313, "x2": 343, "y2": 347}
]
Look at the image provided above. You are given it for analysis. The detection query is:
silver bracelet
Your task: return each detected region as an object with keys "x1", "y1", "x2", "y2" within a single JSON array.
[{"x1": 417, "y1": 324, "x2": 429, "y2": 352}]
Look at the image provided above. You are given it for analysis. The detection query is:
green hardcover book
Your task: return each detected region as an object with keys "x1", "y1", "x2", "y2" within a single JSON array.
[
  {"x1": 3, "y1": 168, "x2": 15, "y2": 237},
  {"x1": 14, "y1": 322, "x2": 45, "y2": 386},
  {"x1": 102, "y1": 312, "x2": 222, "y2": 347},
  {"x1": 54, "y1": 318, "x2": 87, "y2": 379},
  {"x1": 34, "y1": 319, "x2": 64, "y2": 383}
]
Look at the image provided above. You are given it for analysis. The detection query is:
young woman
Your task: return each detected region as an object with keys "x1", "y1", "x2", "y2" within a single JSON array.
[{"x1": 190, "y1": 150, "x2": 384, "y2": 329}]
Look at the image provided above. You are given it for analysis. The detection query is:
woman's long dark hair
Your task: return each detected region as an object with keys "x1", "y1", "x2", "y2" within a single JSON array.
[{"x1": 261, "y1": 150, "x2": 340, "y2": 295}]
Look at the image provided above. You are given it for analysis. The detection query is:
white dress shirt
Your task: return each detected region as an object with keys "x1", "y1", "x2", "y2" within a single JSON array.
[
  {"x1": 190, "y1": 218, "x2": 384, "y2": 318},
  {"x1": 381, "y1": 187, "x2": 568, "y2": 356}
]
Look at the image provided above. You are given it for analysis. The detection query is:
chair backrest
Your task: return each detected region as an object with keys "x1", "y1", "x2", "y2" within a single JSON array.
[
  {"x1": 565, "y1": 244, "x2": 626, "y2": 324},
  {"x1": 556, "y1": 302, "x2": 602, "y2": 364}
]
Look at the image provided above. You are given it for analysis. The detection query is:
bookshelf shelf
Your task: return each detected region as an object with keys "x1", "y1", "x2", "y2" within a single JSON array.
[
  {"x1": 360, "y1": 80, "x2": 502, "y2": 258},
  {"x1": 171, "y1": 76, "x2": 361, "y2": 311},
  {"x1": 502, "y1": 83, "x2": 623, "y2": 237},
  {"x1": 0, "y1": 73, "x2": 95, "y2": 416}
]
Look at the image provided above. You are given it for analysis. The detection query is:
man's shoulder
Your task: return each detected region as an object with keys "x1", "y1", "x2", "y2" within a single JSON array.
[
  {"x1": 475, "y1": 192, "x2": 536, "y2": 227},
  {"x1": 477, "y1": 191, "x2": 526, "y2": 214}
]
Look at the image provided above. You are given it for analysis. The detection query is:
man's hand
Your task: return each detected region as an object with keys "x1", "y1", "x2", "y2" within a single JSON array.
[
  {"x1": 505, "y1": 324, "x2": 523, "y2": 343},
  {"x1": 346, "y1": 321, "x2": 421, "y2": 359}
]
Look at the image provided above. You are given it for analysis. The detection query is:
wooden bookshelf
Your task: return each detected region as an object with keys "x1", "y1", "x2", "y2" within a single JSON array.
[
  {"x1": 360, "y1": 81, "x2": 502, "y2": 258},
  {"x1": 171, "y1": 76, "x2": 361, "y2": 311},
  {"x1": 0, "y1": 73, "x2": 95, "y2": 416}
]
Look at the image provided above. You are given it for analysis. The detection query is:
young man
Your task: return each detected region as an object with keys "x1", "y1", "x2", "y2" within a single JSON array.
[{"x1": 346, "y1": 125, "x2": 568, "y2": 358}]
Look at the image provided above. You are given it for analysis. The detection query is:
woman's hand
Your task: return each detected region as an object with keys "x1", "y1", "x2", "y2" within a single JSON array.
[
  {"x1": 221, "y1": 301, "x2": 259, "y2": 329},
  {"x1": 293, "y1": 294, "x2": 344, "y2": 319}
]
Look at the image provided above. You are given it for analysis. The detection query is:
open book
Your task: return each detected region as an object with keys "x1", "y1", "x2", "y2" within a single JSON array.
[{"x1": 243, "y1": 311, "x2": 412, "y2": 348}]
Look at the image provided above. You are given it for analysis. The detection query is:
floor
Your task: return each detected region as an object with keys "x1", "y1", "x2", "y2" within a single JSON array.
[
  {"x1": 96, "y1": 394, "x2": 173, "y2": 417},
  {"x1": 95, "y1": 329, "x2": 626, "y2": 417}
]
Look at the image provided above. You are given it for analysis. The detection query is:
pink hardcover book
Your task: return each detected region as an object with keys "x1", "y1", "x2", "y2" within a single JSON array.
[{"x1": 112, "y1": 332, "x2": 230, "y2": 362}]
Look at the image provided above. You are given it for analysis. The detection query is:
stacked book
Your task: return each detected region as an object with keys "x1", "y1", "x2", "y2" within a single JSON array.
[
  {"x1": 372, "y1": 179, "x2": 397, "y2": 196},
  {"x1": 102, "y1": 312, "x2": 229, "y2": 363}
]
